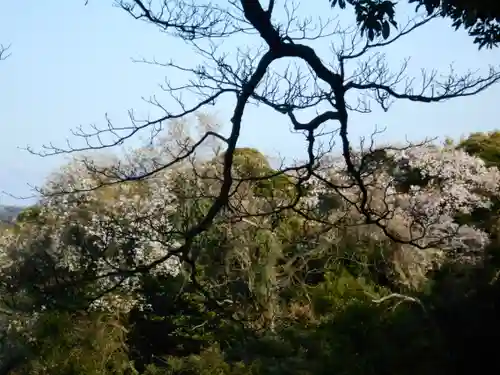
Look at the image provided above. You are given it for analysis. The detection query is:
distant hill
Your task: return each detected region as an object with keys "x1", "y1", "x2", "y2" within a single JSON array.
[{"x1": 0, "y1": 205, "x2": 23, "y2": 223}]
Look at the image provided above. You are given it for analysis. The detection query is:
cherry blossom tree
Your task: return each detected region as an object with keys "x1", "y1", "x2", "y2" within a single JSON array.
[
  {"x1": 6, "y1": 122, "x2": 500, "y2": 321},
  {"x1": 23, "y1": 1, "x2": 500, "y2": 308}
]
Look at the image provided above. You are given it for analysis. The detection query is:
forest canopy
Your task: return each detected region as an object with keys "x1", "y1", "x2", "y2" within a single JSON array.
[{"x1": 1, "y1": 123, "x2": 500, "y2": 375}]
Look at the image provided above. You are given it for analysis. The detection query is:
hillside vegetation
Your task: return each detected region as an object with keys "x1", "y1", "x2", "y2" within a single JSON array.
[{"x1": 0, "y1": 126, "x2": 500, "y2": 375}]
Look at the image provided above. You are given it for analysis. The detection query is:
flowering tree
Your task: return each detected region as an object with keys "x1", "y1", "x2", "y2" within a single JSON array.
[
  {"x1": 5, "y1": 124, "x2": 500, "y2": 372},
  {"x1": 6, "y1": 121, "x2": 500, "y2": 321},
  {"x1": 24, "y1": 1, "x2": 500, "y2": 295}
]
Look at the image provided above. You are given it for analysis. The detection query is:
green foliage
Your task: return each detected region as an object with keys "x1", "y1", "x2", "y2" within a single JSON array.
[
  {"x1": 409, "y1": 0, "x2": 500, "y2": 49},
  {"x1": 329, "y1": 0, "x2": 500, "y2": 48},
  {"x1": 330, "y1": 0, "x2": 397, "y2": 41},
  {"x1": 142, "y1": 346, "x2": 256, "y2": 375},
  {"x1": 127, "y1": 274, "x2": 227, "y2": 370},
  {"x1": 458, "y1": 131, "x2": 500, "y2": 241},
  {"x1": 5, "y1": 138, "x2": 500, "y2": 375},
  {"x1": 227, "y1": 147, "x2": 295, "y2": 199},
  {"x1": 458, "y1": 130, "x2": 500, "y2": 168},
  {"x1": 15, "y1": 311, "x2": 132, "y2": 375},
  {"x1": 16, "y1": 206, "x2": 42, "y2": 224}
]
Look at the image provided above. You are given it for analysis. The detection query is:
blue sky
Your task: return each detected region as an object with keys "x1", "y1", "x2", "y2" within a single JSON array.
[{"x1": 1, "y1": 1, "x2": 499, "y2": 206}]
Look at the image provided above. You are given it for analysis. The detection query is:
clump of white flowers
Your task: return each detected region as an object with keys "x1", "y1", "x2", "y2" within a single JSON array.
[
  {"x1": 390, "y1": 146, "x2": 499, "y2": 259},
  {"x1": 0, "y1": 148, "x2": 187, "y2": 312},
  {"x1": 308, "y1": 143, "x2": 500, "y2": 266}
]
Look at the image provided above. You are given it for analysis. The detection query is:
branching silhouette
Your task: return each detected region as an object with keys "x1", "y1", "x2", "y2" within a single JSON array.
[
  {"x1": 0, "y1": 44, "x2": 11, "y2": 61},
  {"x1": 23, "y1": 0, "x2": 500, "y2": 312}
]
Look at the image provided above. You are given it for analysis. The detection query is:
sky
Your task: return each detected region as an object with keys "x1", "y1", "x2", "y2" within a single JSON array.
[{"x1": 1, "y1": 1, "x2": 499, "y2": 206}]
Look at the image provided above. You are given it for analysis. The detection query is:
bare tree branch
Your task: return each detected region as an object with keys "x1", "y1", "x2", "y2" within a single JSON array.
[
  {"x1": 23, "y1": 0, "x2": 500, "y2": 312},
  {"x1": 0, "y1": 44, "x2": 11, "y2": 61}
]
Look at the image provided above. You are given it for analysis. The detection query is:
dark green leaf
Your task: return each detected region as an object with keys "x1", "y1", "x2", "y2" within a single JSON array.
[
  {"x1": 382, "y1": 21, "x2": 390, "y2": 39},
  {"x1": 368, "y1": 27, "x2": 374, "y2": 40}
]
